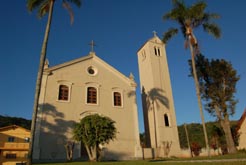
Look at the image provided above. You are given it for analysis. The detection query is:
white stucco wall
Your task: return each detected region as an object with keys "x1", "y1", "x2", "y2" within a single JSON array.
[{"x1": 33, "y1": 53, "x2": 142, "y2": 161}]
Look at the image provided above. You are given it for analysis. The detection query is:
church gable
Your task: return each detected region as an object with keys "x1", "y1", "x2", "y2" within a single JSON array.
[
  {"x1": 41, "y1": 52, "x2": 137, "y2": 111},
  {"x1": 45, "y1": 52, "x2": 135, "y2": 87}
]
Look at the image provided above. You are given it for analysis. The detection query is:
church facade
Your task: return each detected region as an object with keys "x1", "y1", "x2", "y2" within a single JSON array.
[{"x1": 32, "y1": 34, "x2": 180, "y2": 162}]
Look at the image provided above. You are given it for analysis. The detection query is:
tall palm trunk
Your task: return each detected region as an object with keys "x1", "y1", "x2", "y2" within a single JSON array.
[
  {"x1": 28, "y1": 0, "x2": 55, "y2": 164},
  {"x1": 189, "y1": 37, "x2": 210, "y2": 157}
]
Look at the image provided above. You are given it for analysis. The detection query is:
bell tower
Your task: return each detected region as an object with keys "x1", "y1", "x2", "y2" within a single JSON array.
[{"x1": 137, "y1": 32, "x2": 180, "y2": 157}]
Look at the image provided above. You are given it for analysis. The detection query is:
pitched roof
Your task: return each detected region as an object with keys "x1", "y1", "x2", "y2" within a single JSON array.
[
  {"x1": 45, "y1": 52, "x2": 94, "y2": 72},
  {"x1": 44, "y1": 52, "x2": 136, "y2": 87},
  {"x1": 137, "y1": 34, "x2": 164, "y2": 53},
  {"x1": 237, "y1": 109, "x2": 246, "y2": 130},
  {"x1": 0, "y1": 125, "x2": 30, "y2": 132}
]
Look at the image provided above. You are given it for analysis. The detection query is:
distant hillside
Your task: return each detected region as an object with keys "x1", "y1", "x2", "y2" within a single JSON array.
[
  {"x1": 178, "y1": 121, "x2": 239, "y2": 149},
  {"x1": 0, "y1": 115, "x2": 31, "y2": 130}
]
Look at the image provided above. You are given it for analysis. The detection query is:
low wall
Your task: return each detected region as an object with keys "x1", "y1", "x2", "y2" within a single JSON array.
[
  {"x1": 180, "y1": 148, "x2": 222, "y2": 158},
  {"x1": 142, "y1": 147, "x2": 222, "y2": 159},
  {"x1": 142, "y1": 148, "x2": 154, "y2": 159}
]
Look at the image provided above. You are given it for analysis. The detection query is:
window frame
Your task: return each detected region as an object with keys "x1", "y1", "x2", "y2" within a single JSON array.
[
  {"x1": 86, "y1": 87, "x2": 97, "y2": 104},
  {"x1": 5, "y1": 153, "x2": 17, "y2": 159},
  {"x1": 157, "y1": 47, "x2": 161, "y2": 56},
  {"x1": 112, "y1": 88, "x2": 123, "y2": 108},
  {"x1": 154, "y1": 46, "x2": 161, "y2": 56},
  {"x1": 85, "y1": 83, "x2": 100, "y2": 106},
  {"x1": 58, "y1": 85, "x2": 69, "y2": 101},
  {"x1": 164, "y1": 113, "x2": 171, "y2": 127},
  {"x1": 154, "y1": 46, "x2": 157, "y2": 56},
  {"x1": 113, "y1": 91, "x2": 122, "y2": 107},
  {"x1": 57, "y1": 81, "x2": 73, "y2": 102},
  {"x1": 8, "y1": 136, "x2": 15, "y2": 142}
]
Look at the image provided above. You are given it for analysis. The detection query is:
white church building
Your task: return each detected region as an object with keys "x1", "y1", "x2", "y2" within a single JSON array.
[{"x1": 32, "y1": 34, "x2": 181, "y2": 162}]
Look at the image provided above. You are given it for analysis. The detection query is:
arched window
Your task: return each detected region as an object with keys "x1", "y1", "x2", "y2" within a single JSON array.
[
  {"x1": 157, "y1": 48, "x2": 161, "y2": 56},
  {"x1": 57, "y1": 81, "x2": 73, "y2": 102},
  {"x1": 58, "y1": 85, "x2": 69, "y2": 101},
  {"x1": 113, "y1": 92, "x2": 122, "y2": 106},
  {"x1": 154, "y1": 47, "x2": 157, "y2": 55},
  {"x1": 164, "y1": 114, "x2": 170, "y2": 127},
  {"x1": 87, "y1": 87, "x2": 97, "y2": 104}
]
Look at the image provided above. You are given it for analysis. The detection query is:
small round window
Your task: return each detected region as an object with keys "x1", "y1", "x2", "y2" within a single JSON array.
[{"x1": 87, "y1": 66, "x2": 97, "y2": 76}]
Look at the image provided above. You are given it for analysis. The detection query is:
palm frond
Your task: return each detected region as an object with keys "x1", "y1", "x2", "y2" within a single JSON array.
[
  {"x1": 189, "y1": 1, "x2": 206, "y2": 20},
  {"x1": 163, "y1": 0, "x2": 186, "y2": 22},
  {"x1": 37, "y1": 0, "x2": 50, "y2": 18},
  {"x1": 66, "y1": 0, "x2": 82, "y2": 7},
  {"x1": 162, "y1": 28, "x2": 179, "y2": 44},
  {"x1": 63, "y1": 1, "x2": 74, "y2": 24},
  {"x1": 192, "y1": 13, "x2": 220, "y2": 28},
  {"x1": 63, "y1": 0, "x2": 82, "y2": 24},
  {"x1": 163, "y1": 0, "x2": 221, "y2": 41},
  {"x1": 203, "y1": 23, "x2": 221, "y2": 38},
  {"x1": 28, "y1": 0, "x2": 81, "y2": 19},
  {"x1": 205, "y1": 13, "x2": 220, "y2": 20},
  {"x1": 27, "y1": 0, "x2": 47, "y2": 11}
]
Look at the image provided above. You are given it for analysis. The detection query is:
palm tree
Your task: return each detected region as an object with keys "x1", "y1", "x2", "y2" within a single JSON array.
[
  {"x1": 27, "y1": 0, "x2": 81, "y2": 164},
  {"x1": 162, "y1": 0, "x2": 221, "y2": 156}
]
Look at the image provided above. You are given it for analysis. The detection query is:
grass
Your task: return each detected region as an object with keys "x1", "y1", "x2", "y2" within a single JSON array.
[
  {"x1": 34, "y1": 153, "x2": 246, "y2": 165},
  {"x1": 34, "y1": 161, "x2": 246, "y2": 165}
]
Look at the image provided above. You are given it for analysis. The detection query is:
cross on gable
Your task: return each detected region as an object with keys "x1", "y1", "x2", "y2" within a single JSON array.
[
  {"x1": 89, "y1": 40, "x2": 96, "y2": 52},
  {"x1": 153, "y1": 31, "x2": 157, "y2": 37}
]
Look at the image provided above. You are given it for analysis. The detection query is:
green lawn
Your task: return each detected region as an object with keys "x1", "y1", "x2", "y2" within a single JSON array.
[{"x1": 34, "y1": 153, "x2": 246, "y2": 165}]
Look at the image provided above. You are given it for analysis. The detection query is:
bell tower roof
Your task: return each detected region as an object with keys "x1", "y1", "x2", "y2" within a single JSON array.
[
  {"x1": 148, "y1": 31, "x2": 163, "y2": 44},
  {"x1": 137, "y1": 31, "x2": 163, "y2": 53}
]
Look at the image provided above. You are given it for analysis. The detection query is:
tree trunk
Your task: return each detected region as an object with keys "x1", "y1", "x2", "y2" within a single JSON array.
[
  {"x1": 28, "y1": 1, "x2": 55, "y2": 164},
  {"x1": 65, "y1": 141, "x2": 74, "y2": 161},
  {"x1": 85, "y1": 144, "x2": 93, "y2": 161},
  {"x1": 184, "y1": 124, "x2": 192, "y2": 157},
  {"x1": 220, "y1": 116, "x2": 237, "y2": 154},
  {"x1": 91, "y1": 146, "x2": 97, "y2": 161},
  {"x1": 189, "y1": 35, "x2": 210, "y2": 156},
  {"x1": 214, "y1": 105, "x2": 237, "y2": 154},
  {"x1": 85, "y1": 144, "x2": 97, "y2": 161}
]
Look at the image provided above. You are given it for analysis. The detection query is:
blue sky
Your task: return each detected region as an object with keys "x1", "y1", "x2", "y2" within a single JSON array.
[{"x1": 0, "y1": 0, "x2": 245, "y2": 133}]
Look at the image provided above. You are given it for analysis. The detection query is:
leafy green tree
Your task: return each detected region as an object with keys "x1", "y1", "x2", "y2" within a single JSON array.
[
  {"x1": 178, "y1": 123, "x2": 204, "y2": 149},
  {"x1": 191, "y1": 54, "x2": 239, "y2": 153},
  {"x1": 73, "y1": 114, "x2": 117, "y2": 161},
  {"x1": 27, "y1": 0, "x2": 81, "y2": 163},
  {"x1": 162, "y1": 0, "x2": 221, "y2": 155}
]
